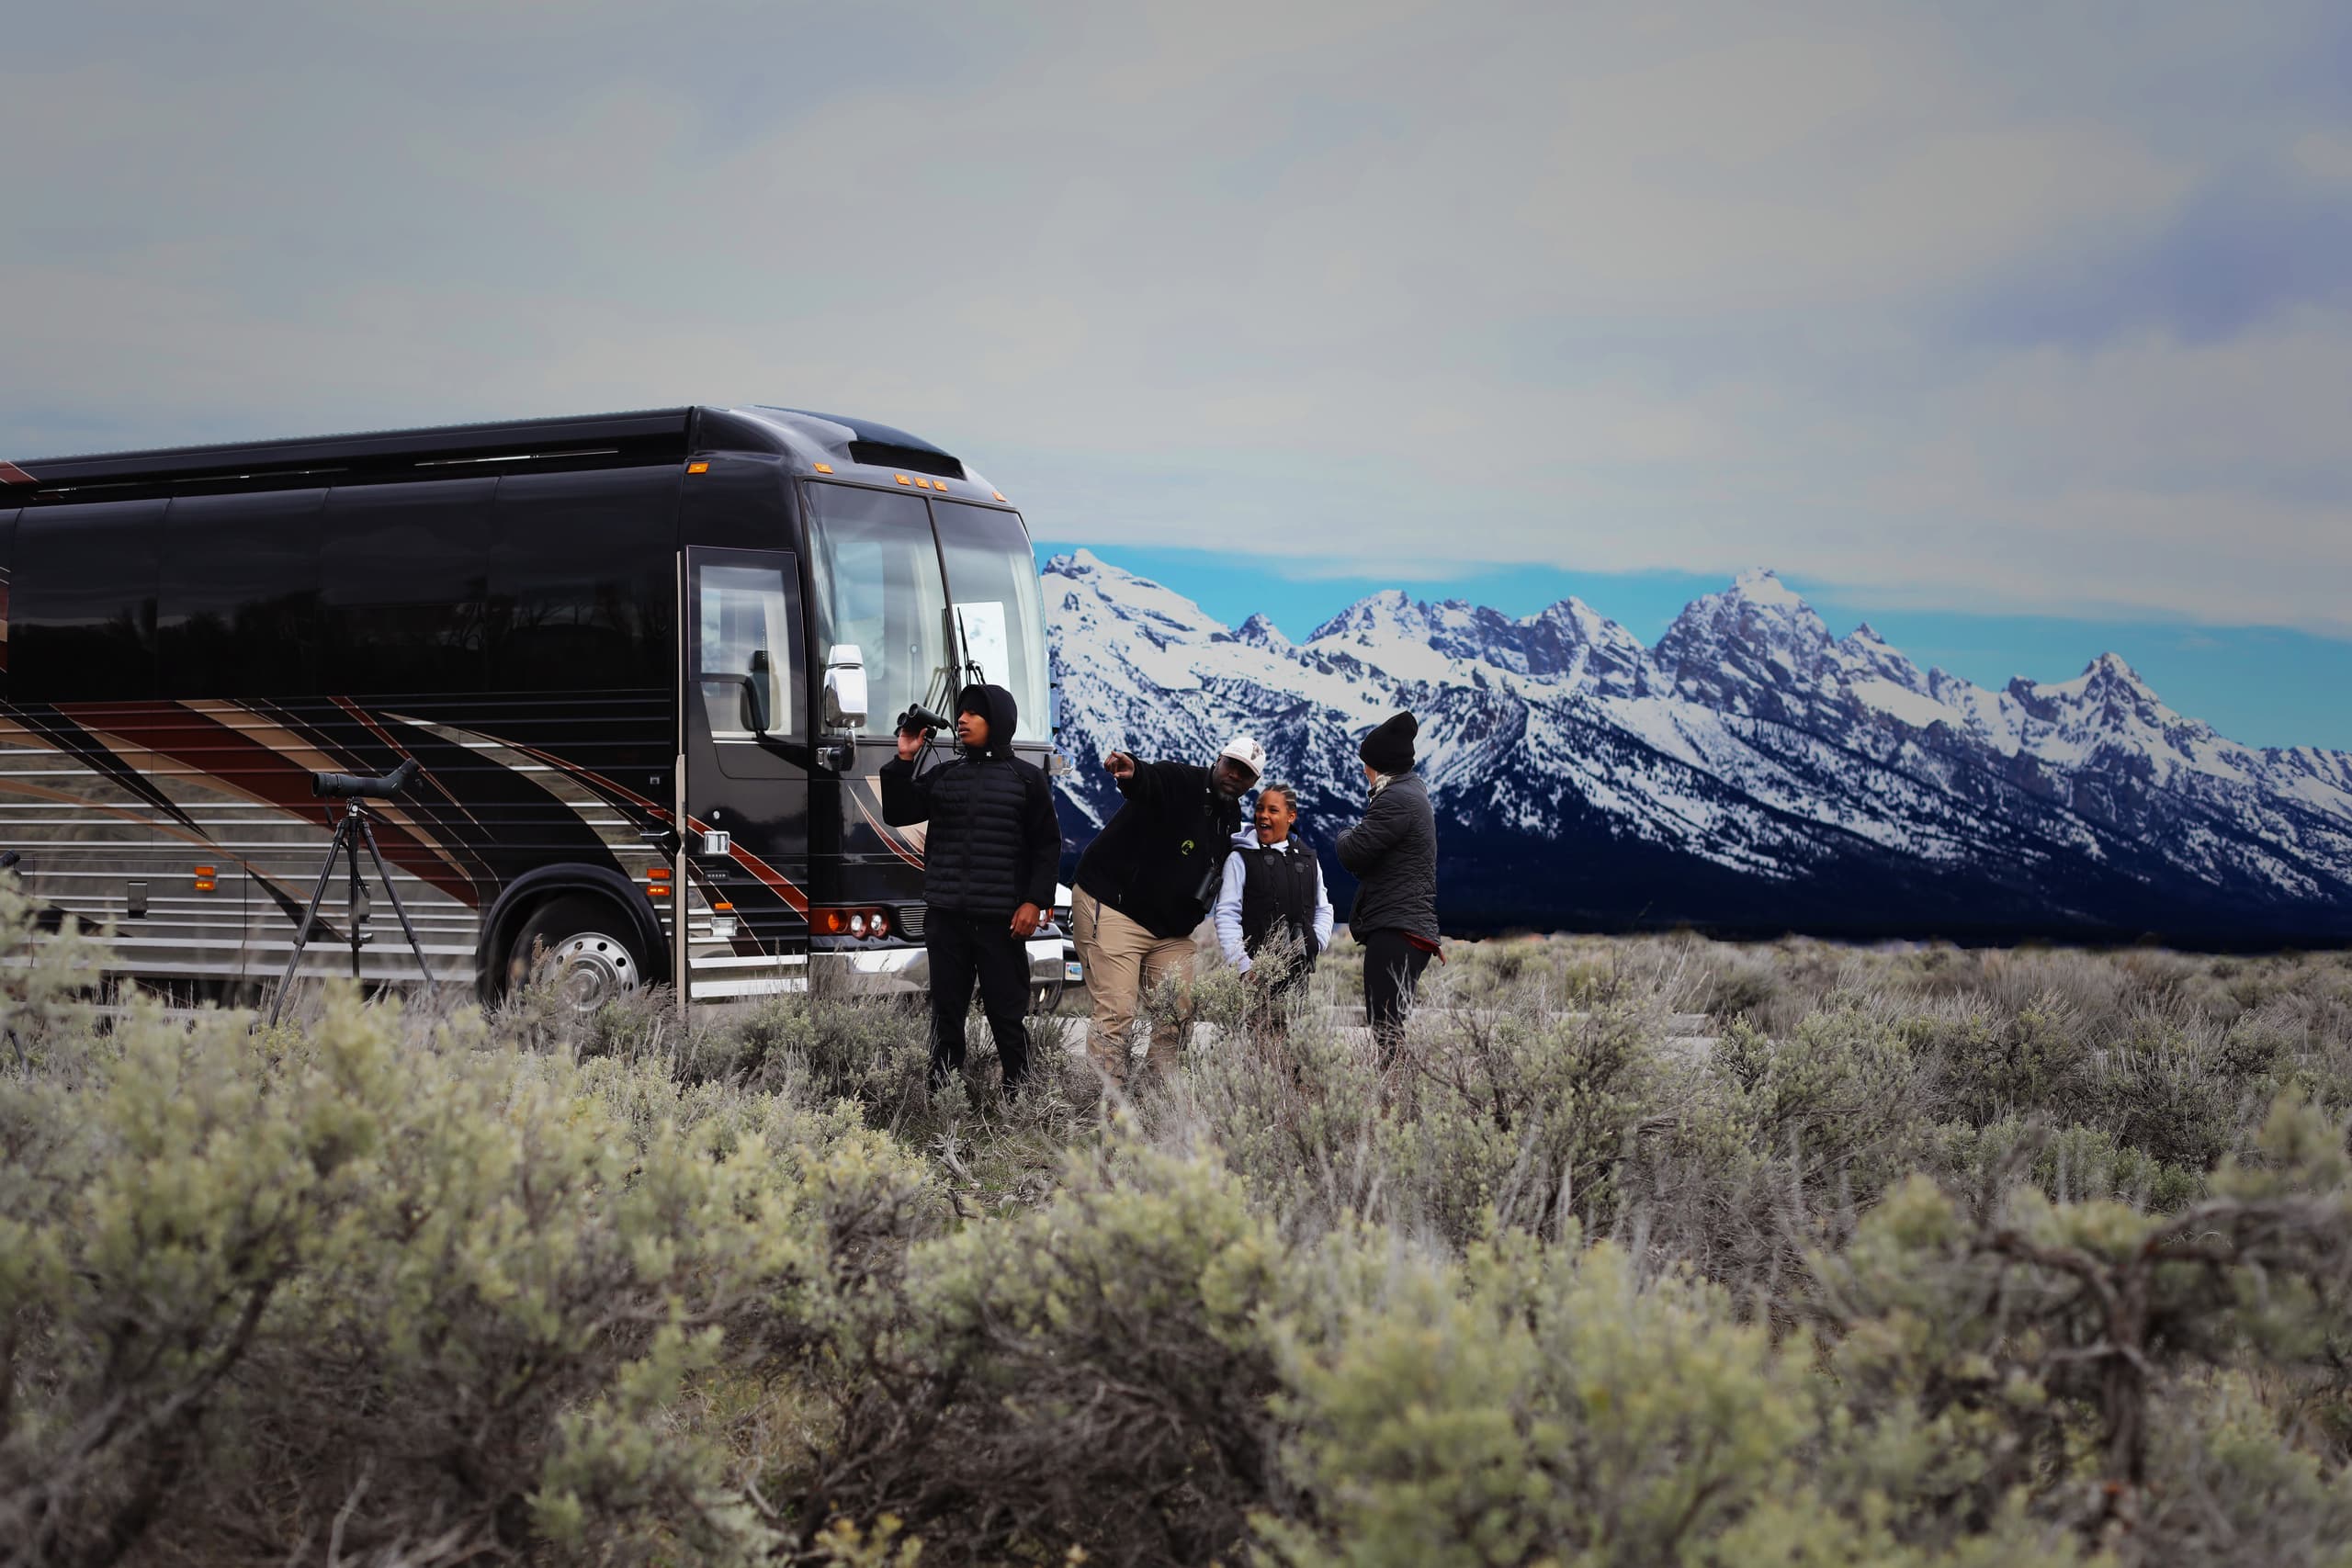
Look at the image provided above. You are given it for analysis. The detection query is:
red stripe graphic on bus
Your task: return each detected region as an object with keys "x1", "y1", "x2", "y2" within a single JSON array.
[
  {"x1": 680, "y1": 812, "x2": 810, "y2": 914},
  {"x1": 65, "y1": 702, "x2": 483, "y2": 904},
  {"x1": 411, "y1": 719, "x2": 817, "y2": 917},
  {"x1": 847, "y1": 780, "x2": 925, "y2": 868}
]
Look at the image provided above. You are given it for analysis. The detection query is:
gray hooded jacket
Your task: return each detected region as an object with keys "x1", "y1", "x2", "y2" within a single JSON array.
[{"x1": 1335, "y1": 771, "x2": 1438, "y2": 940}]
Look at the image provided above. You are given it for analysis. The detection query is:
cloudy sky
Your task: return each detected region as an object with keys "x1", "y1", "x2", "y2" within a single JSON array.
[{"x1": 7, "y1": 2, "x2": 2351, "y2": 742}]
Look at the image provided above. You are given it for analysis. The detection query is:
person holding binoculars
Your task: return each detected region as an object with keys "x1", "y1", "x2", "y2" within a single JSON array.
[
  {"x1": 880, "y1": 682, "x2": 1061, "y2": 1100},
  {"x1": 1069, "y1": 733, "x2": 1265, "y2": 1088}
]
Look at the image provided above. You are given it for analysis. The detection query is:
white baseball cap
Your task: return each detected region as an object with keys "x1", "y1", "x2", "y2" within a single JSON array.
[{"x1": 1217, "y1": 735, "x2": 1266, "y2": 778}]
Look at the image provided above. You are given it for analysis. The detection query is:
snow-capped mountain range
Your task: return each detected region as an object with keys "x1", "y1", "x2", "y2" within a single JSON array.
[{"x1": 1045, "y1": 549, "x2": 2352, "y2": 941}]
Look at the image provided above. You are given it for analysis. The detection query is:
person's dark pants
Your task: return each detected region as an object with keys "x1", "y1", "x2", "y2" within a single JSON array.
[
  {"x1": 1359, "y1": 928, "x2": 1431, "y2": 1058},
  {"x1": 926, "y1": 908, "x2": 1033, "y2": 1089}
]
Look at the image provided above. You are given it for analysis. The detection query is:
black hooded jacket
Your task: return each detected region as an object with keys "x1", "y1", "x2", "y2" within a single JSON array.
[
  {"x1": 878, "y1": 683, "x2": 1060, "y2": 918},
  {"x1": 1072, "y1": 759, "x2": 1244, "y2": 940}
]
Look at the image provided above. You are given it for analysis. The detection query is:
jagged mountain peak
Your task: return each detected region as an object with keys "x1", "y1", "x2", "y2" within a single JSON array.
[
  {"x1": 1730, "y1": 567, "x2": 1806, "y2": 607},
  {"x1": 1308, "y1": 588, "x2": 1422, "y2": 643},
  {"x1": 1045, "y1": 547, "x2": 2352, "y2": 938},
  {"x1": 1235, "y1": 612, "x2": 1292, "y2": 651},
  {"x1": 2014, "y1": 652, "x2": 2165, "y2": 710},
  {"x1": 1651, "y1": 570, "x2": 1835, "y2": 712},
  {"x1": 2082, "y1": 651, "x2": 2156, "y2": 693},
  {"x1": 1045, "y1": 548, "x2": 1233, "y2": 658},
  {"x1": 1527, "y1": 594, "x2": 1632, "y2": 637},
  {"x1": 1664, "y1": 570, "x2": 1832, "y2": 642},
  {"x1": 1046, "y1": 547, "x2": 1110, "y2": 574}
]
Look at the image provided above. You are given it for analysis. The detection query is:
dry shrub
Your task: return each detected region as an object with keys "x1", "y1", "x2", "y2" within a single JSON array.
[
  {"x1": 11, "y1": 900, "x2": 2352, "y2": 1568},
  {"x1": 0, "y1": 936, "x2": 933, "y2": 1565}
]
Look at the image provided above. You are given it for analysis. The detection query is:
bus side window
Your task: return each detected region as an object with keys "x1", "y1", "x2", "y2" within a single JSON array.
[
  {"x1": 695, "y1": 561, "x2": 800, "y2": 740},
  {"x1": 11, "y1": 499, "x2": 166, "y2": 703},
  {"x1": 320, "y1": 479, "x2": 495, "y2": 697},
  {"x1": 489, "y1": 468, "x2": 678, "y2": 694},
  {"x1": 156, "y1": 489, "x2": 326, "y2": 699}
]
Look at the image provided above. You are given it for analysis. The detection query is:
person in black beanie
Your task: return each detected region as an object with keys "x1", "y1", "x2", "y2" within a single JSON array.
[
  {"x1": 1336, "y1": 710, "x2": 1439, "y2": 1056},
  {"x1": 879, "y1": 682, "x2": 1060, "y2": 1099}
]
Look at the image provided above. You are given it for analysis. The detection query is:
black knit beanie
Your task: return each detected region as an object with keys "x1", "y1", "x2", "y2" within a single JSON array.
[{"x1": 1359, "y1": 710, "x2": 1418, "y2": 774}]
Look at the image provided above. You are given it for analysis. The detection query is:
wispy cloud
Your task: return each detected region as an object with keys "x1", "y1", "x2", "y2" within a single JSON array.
[{"x1": 4, "y1": 1, "x2": 2347, "y2": 635}]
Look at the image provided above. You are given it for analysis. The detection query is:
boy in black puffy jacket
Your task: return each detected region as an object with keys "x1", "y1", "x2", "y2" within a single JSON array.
[{"x1": 879, "y1": 682, "x2": 1060, "y2": 1097}]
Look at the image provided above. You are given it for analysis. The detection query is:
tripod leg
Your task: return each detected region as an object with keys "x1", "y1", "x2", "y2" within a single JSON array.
[
  {"x1": 345, "y1": 826, "x2": 367, "y2": 982},
  {"x1": 358, "y1": 816, "x2": 437, "y2": 993},
  {"x1": 266, "y1": 818, "x2": 352, "y2": 1030}
]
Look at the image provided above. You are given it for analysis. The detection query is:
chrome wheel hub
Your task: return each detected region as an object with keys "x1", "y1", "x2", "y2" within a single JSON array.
[{"x1": 550, "y1": 932, "x2": 639, "y2": 1010}]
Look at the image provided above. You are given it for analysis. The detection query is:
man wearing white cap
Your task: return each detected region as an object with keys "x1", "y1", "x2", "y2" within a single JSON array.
[{"x1": 1070, "y1": 733, "x2": 1265, "y2": 1086}]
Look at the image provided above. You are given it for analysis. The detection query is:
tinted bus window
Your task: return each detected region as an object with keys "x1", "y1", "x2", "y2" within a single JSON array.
[
  {"x1": 693, "y1": 554, "x2": 803, "y2": 740},
  {"x1": 490, "y1": 468, "x2": 676, "y2": 692},
  {"x1": 932, "y1": 501, "x2": 1049, "y2": 735},
  {"x1": 157, "y1": 489, "x2": 326, "y2": 699},
  {"x1": 320, "y1": 479, "x2": 494, "y2": 695},
  {"x1": 12, "y1": 500, "x2": 165, "y2": 702},
  {"x1": 807, "y1": 484, "x2": 949, "y2": 730}
]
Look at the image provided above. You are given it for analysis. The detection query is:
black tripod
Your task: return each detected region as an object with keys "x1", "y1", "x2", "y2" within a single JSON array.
[{"x1": 265, "y1": 759, "x2": 436, "y2": 1028}]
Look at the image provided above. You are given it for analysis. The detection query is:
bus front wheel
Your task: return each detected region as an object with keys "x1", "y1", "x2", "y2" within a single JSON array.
[{"x1": 505, "y1": 894, "x2": 646, "y2": 1011}]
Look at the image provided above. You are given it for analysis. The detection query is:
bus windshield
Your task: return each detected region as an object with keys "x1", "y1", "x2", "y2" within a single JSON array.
[
  {"x1": 932, "y1": 500, "x2": 1051, "y2": 740},
  {"x1": 807, "y1": 483, "x2": 950, "y2": 730}
]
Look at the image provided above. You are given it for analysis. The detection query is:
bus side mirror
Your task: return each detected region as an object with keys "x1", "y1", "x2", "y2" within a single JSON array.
[{"x1": 824, "y1": 644, "x2": 868, "y2": 730}]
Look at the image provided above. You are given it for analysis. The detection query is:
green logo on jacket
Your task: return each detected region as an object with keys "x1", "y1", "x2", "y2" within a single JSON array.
[{"x1": 1181, "y1": 839, "x2": 1196, "y2": 855}]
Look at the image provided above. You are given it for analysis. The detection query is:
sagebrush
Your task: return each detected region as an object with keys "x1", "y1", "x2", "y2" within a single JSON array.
[{"x1": 8, "y1": 897, "x2": 2352, "y2": 1566}]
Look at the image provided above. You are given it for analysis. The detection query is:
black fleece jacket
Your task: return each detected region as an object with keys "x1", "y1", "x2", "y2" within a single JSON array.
[
  {"x1": 1072, "y1": 758, "x2": 1243, "y2": 939},
  {"x1": 1336, "y1": 770, "x2": 1438, "y2": 941},
  {"x1": 878, "y1": 683, "x2": 1060, "y2": 918}
]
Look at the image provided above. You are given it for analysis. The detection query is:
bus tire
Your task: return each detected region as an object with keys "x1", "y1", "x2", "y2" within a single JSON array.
[{"x1": 505, "y1": 894, "x2": 647, "y2": 1011}]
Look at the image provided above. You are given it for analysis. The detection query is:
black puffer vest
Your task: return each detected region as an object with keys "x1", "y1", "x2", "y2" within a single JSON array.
[{"x1": 1239, "y1": 842, "x2": 1322, "y2": 965}]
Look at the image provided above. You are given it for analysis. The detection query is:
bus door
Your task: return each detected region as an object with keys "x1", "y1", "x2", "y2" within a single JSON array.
[{"x1": 682, "y1": 547, "x2": 811, "y2": 998}]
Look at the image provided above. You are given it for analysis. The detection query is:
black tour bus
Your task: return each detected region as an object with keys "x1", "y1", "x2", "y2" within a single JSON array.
[{"x1": 0, "y1": 405, "x2": 1065, "y2": 1007}]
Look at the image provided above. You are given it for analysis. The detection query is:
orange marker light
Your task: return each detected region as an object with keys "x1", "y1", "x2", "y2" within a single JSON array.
[
  {"x1": 992, "y1": 491, "x2": 1007, "y2": 502},
  {"x1": 193, "y1": 863, "x2": 217, "y2": 893},
  {"x1": 813, "y1": 462, "x2": 833, "y2": 474},
  {"x1": 712, "y1": 900, "x2": 733, "y2": 912},
  {"x1": 686, "y1": 461, "x2": 710, "y2": 475},
  {"x1": 895, "y1": 473, "x2": 913, "y2": 486}
]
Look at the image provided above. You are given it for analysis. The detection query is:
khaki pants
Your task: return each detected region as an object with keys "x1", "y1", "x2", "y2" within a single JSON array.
[{"x1": 1070, "y1": 887, "x2": 1197, "y2": 1078}]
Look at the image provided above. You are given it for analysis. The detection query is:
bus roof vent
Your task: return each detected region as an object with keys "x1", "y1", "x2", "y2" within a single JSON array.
[{"x1": 848, "y1": 440, "x2": 963, "y2": 480}]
